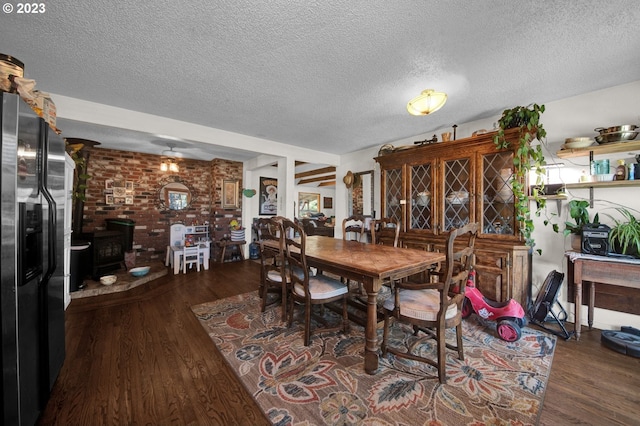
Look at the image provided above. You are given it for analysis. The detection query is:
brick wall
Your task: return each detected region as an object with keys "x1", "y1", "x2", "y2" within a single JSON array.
[
  {"x1": 352, "y1": 184, "x2": 363, "y2": 215},
  {"x1": 79, "y1": 147, "x2": 243, "y2": 265},
  {"x1": 210, "y1": 158, "x2": 244, "y2": 243}
]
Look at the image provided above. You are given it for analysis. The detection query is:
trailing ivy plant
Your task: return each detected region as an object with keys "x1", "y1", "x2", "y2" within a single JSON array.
[{"x1": 493, "y1": 104, "x2": 551, "y2": 254}]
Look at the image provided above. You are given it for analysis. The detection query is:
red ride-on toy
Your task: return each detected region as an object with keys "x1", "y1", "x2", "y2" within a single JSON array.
[{"x1": 461, "y1": 269, "x2": 526, "y2": 342}]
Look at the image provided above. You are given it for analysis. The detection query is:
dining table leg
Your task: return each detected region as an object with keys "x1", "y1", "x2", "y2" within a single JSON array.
[{"x1": 364, "y1": 279, "x2": 380, "y2": 374}]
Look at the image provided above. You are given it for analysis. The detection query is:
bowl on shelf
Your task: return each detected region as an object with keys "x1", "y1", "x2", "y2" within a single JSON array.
[
  {"x1": 595, "y1": 124, "x2": 638, "y2": 134},
  {"x1": 594, "y1": 131, "x2": 638, "y2": 144},
  {"x1": 562, "y1": 137, "x2": 594, "y2": 149},
  {"x1": 129, "y1": 266, "x2": 150, "y2": 277},
  {"x1": 596, "y1": 173, "x2": 615, "y2": 182},
  {"x1": 446, "y1": 190, "x2": 469, "y2": 205},
  {"x1": 100, "y1": 275, "x2": 117, "y2": 286},
  {"x1": 416, "y1": 191, "x2": 431, "y2": 206}
]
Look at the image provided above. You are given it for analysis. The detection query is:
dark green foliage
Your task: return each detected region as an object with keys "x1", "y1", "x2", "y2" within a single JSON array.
[{"x1": 494, "y1": 104, "x2": 547, "y2": 253}]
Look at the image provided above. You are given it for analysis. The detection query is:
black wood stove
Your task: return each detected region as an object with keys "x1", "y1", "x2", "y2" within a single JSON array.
[{"x1": 88, "y1": 230, "x2": 126, "y2": 278}]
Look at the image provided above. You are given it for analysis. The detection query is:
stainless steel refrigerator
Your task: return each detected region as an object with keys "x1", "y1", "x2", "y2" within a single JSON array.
[{"x1": 1, "y1": 92, "x2": 66, "y2": 425}]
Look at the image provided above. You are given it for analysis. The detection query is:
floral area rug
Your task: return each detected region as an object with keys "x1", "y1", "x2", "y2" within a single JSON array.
[{"x1": 192, "y1": 291, "x2": 556, "y2": 425}]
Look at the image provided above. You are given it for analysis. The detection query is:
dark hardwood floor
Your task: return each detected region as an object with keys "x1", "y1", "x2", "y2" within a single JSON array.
[{"x1": 39, "y1": 260, "x2": 640, "y2": 425}]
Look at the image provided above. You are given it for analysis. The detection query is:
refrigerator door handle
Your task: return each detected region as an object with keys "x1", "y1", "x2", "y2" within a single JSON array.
[{"x1": 39, "y1": 120, "x2": 57, "y2": 283}]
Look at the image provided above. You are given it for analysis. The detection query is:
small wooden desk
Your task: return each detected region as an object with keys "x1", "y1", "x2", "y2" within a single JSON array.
[
  {"x1": 567, "y1": 252, "x2": 640, "y2": 340},
  {"x1": 286, "y1": 236, "x2": 445, "y2": 374},
  {"x1": 218, "y1": 240, "x2": 246, "y2": 262}
]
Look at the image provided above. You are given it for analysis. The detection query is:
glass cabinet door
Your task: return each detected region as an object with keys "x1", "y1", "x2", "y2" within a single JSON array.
[
  {"x1": 482, "y1": 152, "x2": 515, "y2": 236},
  {"x1": 384, "y1": 167, "x2": 403, "y2": 224},
  {"x1": 442, "y1": 157, "x2": 472, "y2": 232},
  {"x1": 409, "y1": 163, "x2": 434, "y2": 231}
]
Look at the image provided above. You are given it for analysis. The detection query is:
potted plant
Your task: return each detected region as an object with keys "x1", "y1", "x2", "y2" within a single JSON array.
[
  {"x1": 229, "y1": 219, "x2": 245, "y2": 242},
  {"x1": 608, "y1": 208, "x2": 640, "y2": 257},
  {"x1": 563, "y1": 200, "x2": 599, "y2": 251},
  {"x1": 493, "y1": 104, "x2": 548, "y2": 253}
]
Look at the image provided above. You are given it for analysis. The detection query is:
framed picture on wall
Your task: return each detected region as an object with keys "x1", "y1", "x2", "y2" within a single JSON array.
[
  {"x1": 113, "y1": 187, "x2": 126, "y2": 197},
  {"x1": 324, "y1": 197, "x2": 333, "y2": 209},
  {"x1": 259, "y1": 176, "x2": 278, "y2": 215},
  {"x1": 222, "y1": 179, "x2": 239, "y2": 209},
  {"x1": 105, "y1": 194, "x2": 114, "y2": 205}
]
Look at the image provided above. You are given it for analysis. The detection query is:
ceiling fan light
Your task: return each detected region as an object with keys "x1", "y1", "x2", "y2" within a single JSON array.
[
  {"x1": 160, "y1": 142, "x2": 181, "y2": 172},
  {"x1": 160, "y1": 158, "x2": 179, "y2": 173},
  {"x1": 407, "y1": 89, "x2": 447, "y2": 116}
]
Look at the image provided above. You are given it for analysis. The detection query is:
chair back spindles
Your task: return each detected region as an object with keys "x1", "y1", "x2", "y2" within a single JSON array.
[
  {"x1": 371, "y1": 217, "x2": 400, "y2": 247},
  {"x1": 182, "y1": 245, "x2": 201, "y2": 273},
  {"x1": 342, "y1": 215, "x2": 365, "y2": 242}
]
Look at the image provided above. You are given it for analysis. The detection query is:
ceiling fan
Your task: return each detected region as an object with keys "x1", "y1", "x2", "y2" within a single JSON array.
[
  {"x1": 160, "y1": 143, "x2": 184, "y2": 172},
  {"x1": 161, "y1": 142, "x2": 184, "y2": 158}
]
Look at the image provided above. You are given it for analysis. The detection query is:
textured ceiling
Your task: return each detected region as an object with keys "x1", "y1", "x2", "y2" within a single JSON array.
[{"x1": 3, "y1": 0, "x2": 640, "y2": 161}]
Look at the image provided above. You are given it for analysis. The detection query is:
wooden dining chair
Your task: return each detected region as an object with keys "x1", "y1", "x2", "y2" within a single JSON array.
[
  {"x1": 341, "y1": 214, "x2": 366, "y2": 293},
  {"x1": 381, "y1": 222, "x2": 478, "y2": 384},
  {"x1": 255, "y1": 217, "x2": 290, "y2": 321},
  {"x1": 399, "y1": 236, "x2": 440, "y2": 283},
  {"x1": 281, "y1": 218, "x2": 350, "y2": 346},
  {"x1": 347, "y1": 218, "x2": 402, "y2": 323},
  {"x1": 371, "y1": 217, "x2": 400, "y2": 247},
  {"x1": 342, "y1": 214, "x2": 365, "y2": 242}
]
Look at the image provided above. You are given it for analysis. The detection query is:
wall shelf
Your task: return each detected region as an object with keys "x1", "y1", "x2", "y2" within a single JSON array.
[
  {"x1": 529, "y1": 193, "x2": 567, "y2": 214},
  {"x1": 564, "y1": 180, "x2": 640, "y2": 190},
  {"x1": 556, "y1": 140, "x2": 640, "y2": 206},
  {"x1": 536, "y1": 194, "x2": 568, "y2": 200},
  {"x1": 556, "y1": 140, "x2": 640, "y2": 159}
]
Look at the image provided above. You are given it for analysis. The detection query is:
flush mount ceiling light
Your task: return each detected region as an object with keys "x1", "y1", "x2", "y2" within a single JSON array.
[{"x1": 407, "y1": 89, "x2": 448, "y2": 116}]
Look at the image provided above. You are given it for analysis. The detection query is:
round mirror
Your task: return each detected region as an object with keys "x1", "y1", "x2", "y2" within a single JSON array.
[{"x1": 159, "y1": 182, "x2": 192, "y2": 210}]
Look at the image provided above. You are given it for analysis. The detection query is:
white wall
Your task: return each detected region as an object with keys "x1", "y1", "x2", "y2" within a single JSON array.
[
  {"x1": 337, "y1": 150, "x2": 380, "y2": 239},
  {"x1": 344, "y1": 80, "x2": 640, "y2": 330},
  {"x1": 531, "y1": 81, "x2": 640, "y2": 330}
]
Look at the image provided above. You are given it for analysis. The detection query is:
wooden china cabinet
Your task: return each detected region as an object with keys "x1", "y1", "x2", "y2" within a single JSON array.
[{"x1": 375, "y1": 128, "x2": 531, "y2": 306}]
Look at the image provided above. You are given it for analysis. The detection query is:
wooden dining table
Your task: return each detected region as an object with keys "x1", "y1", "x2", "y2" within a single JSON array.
[{"x1": 296, "y1": 236, "x2": 446, "y2": 374}]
